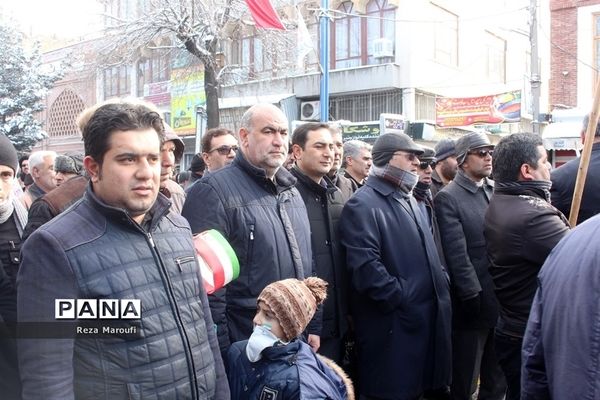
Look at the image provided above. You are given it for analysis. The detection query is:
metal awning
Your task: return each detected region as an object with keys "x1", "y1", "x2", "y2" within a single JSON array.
[{"x1": 542, "y1": 122, "x2": 582, "y2": 151}]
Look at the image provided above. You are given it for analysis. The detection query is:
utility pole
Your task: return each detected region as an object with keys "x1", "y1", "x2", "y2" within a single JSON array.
[
  {"x1": 530, "y1": 0, "x2": 541, "y2": 134},
  {"x1": 319, "y1": 0, "x2": 330, "y2": 122}
]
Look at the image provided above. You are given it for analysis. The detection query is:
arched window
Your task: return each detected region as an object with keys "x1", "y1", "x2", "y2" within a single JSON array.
[
  {"x1": 331, "y1": 0, "x2": 396, "y2": 69},
  {"x1": 47, "y1": 90, "x2": 85, "y2": 137}
]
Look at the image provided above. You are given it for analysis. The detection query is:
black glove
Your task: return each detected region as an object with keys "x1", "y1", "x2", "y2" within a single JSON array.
[{"x1": 461, "y1": 294, "x2": 481, "y2": 320}]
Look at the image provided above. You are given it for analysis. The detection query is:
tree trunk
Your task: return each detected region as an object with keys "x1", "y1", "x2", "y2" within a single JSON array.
[
  {"x1": 204, "y1": 62, "x2": 220, "y2": 129},
  {"x1": 178, "y1": 36, "x2": 220, "y2": 128}
]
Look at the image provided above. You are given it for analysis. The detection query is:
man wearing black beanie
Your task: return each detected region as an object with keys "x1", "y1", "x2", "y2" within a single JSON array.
[{"x1": 0, "y1": 133, "x2": 26, "y2": 399}]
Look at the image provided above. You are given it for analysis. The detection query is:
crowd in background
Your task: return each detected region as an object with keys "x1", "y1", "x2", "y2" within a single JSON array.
[{"x1": 0, "y1": 98, "x2": 599, "y2": 399}]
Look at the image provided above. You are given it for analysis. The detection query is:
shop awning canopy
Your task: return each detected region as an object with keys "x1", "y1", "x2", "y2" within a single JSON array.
[{"x1": 542, "y1": 122, "x2": 582, "y2": 151}]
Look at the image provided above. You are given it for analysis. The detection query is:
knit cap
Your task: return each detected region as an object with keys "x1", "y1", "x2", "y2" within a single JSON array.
[
  {"x1": 257, "y1": 277, "x2": 328, "y2": 342},
  {"x1": 0, "y1": 134, "x2": 18, "y2": 173}
]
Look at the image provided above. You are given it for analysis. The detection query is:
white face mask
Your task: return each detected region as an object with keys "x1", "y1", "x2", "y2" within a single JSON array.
[{"x1": 245, "y1": 324, "x2": 282, "y2": 362}]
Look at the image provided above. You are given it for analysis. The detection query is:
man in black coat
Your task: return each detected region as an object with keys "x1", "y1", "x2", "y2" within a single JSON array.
[
  {"x1": 484, "y1": 133, "x2": 570, "y2": 400},
  {"x1": 551, "y1": 113, "x2": 600, "y2": 224},
  {"x1": 0, "y1": 133, "x2": 25, "y2": 399},
  {"x1": 340, "y1": 133, "x2": 451, "y2": 400},
  {"x1": 435, "y1": 132, "x2": 506, "y2": 400},
  {"x1": 290, "y1": 122, "x2": 349, "y2": 363}
]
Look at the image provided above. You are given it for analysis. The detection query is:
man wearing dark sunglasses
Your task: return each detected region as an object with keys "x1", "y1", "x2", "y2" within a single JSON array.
[
  {"x1": 201, "y1": 128, "x2": 239, "y2": 173},
  {"x1": 435, "y1": 132, "x2": 506, "y2": 400}
]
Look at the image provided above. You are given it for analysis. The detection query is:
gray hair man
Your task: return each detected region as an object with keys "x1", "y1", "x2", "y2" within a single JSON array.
[
  {"x1": 20, "y1": 150, "x2": 57, "y2": 209},
  {"x1": 342, "y1": 140, "x2": 372, "y2": 188},
  {"x1": 182, "y1": 103, "x2": 314, "y2": 354}
]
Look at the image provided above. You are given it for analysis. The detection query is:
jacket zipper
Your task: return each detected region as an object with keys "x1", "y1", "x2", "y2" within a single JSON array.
[
  {"x1": 175, "y1": 256, "x2": 195, "y2": 273},
  {"x1": 146, "y1": 232, "x2": 199, "y2": 399}
]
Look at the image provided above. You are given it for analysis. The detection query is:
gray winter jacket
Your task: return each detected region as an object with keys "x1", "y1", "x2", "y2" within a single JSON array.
[{"x1": 17, "y1": 186, "x2": 228, "y2": 400}]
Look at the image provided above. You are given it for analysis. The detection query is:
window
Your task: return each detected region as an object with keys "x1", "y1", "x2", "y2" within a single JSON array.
[
  {"x1": 47, "y1": 90, "x2": 86, "y2": 137},
  {"x1": 431, "y1": 3, "x2": 458, "y2": 66},
  {"x1": 330, "y1": 90, "x2": 402, "y2": 121},
  {"x1": 137, "y1": 50, "x2": 170, "y2": 97},
  {"x1": 331, "y1": 0, "x2": 396, "y2": 69},
  {"x1": 232, "y1": 33, "x2": 283, "y2": 79},
  {"x1": 485, "y1": 31, "x2": 506, "y2": 83},
  {"x1": 103, "y1": 65, "x2": 130, "y2": 98}
]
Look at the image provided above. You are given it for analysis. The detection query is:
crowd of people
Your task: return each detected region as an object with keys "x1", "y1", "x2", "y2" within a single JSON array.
[{"x1": 0, "y1": 98, "x2": 599, "y2": 400}]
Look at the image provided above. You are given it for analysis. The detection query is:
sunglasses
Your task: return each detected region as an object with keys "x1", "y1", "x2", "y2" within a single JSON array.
[
  {"x1": 394, "y1": 152, "x2": 419, "y2": 162},
  {"x1": 209, "y1": 145, "x2": 238, "y2": 155},
  {"x1": 468, "y1": 149, "x2": 494, "y2": 158},
  {"x1": 418, "y1": 160, "x2": 436, "y2": 170}
]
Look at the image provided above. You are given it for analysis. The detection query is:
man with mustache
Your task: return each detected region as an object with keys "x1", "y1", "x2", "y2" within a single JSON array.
[
  {"x1": 435, "y1": 132, "x2": 506, "y2": 400},
  {"x1": 290, "y1": 122, "x2": 349, "y2": 363},
  {"x1": 182, "y1": 103, "x2": 313, "y2": 354},
  {"x1": 18, "y1": 101, "x2": 228, "y2": 400}
]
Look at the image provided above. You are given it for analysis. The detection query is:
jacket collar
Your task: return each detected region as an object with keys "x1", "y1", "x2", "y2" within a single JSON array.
[
  {"x1": 431, "y1": 169, "x2": 443, "y2": 185},
  {"x1": 85, "y1": 183, "x2": 171, "y2": 231},
  {"x1": 261, "y1": 340, "x2": 302, "y2": 361},
  {"x1": 453, "y1": 169, "x2": 494, "y2": 194},
  {"x1": 234, "y1": 151, "x2": 297, "y2": 194},
  {"x1": 366, "y1": 174, "x2": 399, "y2": 197},
  {"x1": 290, "y1": 166, "x2": 337, "y2": 196}
]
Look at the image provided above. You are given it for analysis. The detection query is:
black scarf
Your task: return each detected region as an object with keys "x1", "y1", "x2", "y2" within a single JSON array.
[
  {"x1": 495, "y1": 180, "x2": 552, "y2": 202},
  {"x1": 413, "y1": 181, "x2": 432, "y2": 202}
]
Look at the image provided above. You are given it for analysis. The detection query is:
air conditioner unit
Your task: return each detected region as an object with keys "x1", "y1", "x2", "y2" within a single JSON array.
[
  {"x1": 300, "y1": 101, "x2": 321, "y2": 121},
  {"x1": 373, "y1": 38, "x2": 394, "y2": 59}
]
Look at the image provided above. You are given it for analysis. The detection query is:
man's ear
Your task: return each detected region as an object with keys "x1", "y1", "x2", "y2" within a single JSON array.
[
  {"x1": 84, "y1": 156, "x2": 100, "y2": 183},
  {"x1": 291, "y1": 143, "x2": 303, "y2": 160},
  {"x1": 345, "y1": 155, "x2": 353, "y2": 166},
  {"x1": 31, "y1": 166, "x2": 40, "y2": 179},
  {"x1": 201, "y1": 152, "x2": 210, "y2": 168},
  {"x1": 519, "y1": 163, "x2": 534, "y2": 181},
  {"x1": 239, "y1": 128, "x2": 250, "y2": 148}
]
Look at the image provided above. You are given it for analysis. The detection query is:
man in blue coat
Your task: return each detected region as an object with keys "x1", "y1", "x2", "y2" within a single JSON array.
[
  {"x1": 521, "y1": 214, "x2": 600, "y2": 399},
  {"x1": 339, "y1": 133, "x2": 452, "y2": 400}
]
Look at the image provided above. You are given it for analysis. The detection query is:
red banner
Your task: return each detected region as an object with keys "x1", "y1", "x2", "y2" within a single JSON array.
[
  {"x1": 245, "y1": 0, "x2": 285, "y2": 30},
  {"x1": 435, "y1": 91, "x2": 521, "y2": 127}
]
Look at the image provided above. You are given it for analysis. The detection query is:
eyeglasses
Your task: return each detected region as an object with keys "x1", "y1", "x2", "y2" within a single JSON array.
[
  {"x1": 418, "y1": 160, "x2": 436, "y2": 170},
  {"x1": 468, "y1": 149, "x2": 494, "y2": 158},
  {"x1": 209, "y1": 145, "x2": 238, "y2": 155},
  {"x1": 393, "y1": 152, "x2": 419, "y2": 162}
]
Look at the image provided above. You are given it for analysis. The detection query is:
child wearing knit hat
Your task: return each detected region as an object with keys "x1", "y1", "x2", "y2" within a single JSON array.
[{"x1": 226, "y1": 277, "x2": 354, "y2": 399}]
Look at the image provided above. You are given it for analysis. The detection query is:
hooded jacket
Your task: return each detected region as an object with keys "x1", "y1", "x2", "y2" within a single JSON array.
[{"x1": 227, "y1": 339, "x2": 353, "y2": 400}]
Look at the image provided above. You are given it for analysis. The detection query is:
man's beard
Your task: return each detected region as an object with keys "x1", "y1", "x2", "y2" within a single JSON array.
[{"x1": 441, "y1": 160, "x2": 457, "y2": 180}]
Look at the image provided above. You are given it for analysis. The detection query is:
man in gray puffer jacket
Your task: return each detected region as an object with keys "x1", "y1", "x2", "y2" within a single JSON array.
[{"x1": 17, "y1": 101, "x2": 229, "y2": 400}]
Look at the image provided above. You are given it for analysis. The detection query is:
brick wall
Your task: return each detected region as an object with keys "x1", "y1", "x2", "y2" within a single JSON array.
[{"x1": 550, "y1": 0, "x2": 600, "y2": 107}]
